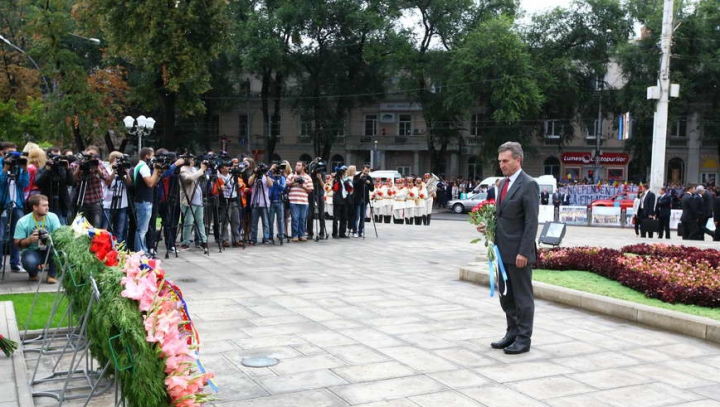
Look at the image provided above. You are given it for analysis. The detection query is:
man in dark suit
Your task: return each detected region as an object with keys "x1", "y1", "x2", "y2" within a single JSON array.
[
  {"x1": 698, "y1": 185, "x2": 714, "y2": 239},
  {"x1": 561, "y1": 188, "x2": 571, "y2": 205},
  {"x1": 640, "y1": 188, "x2": 656, "y2": 238},
  {"x1": 486, "y1": 178, "x2": 500, "y2": 201},
  {"x1": 713, "y1": 186, "x2": 720, "y2": 241},
  {"x1": 655, "y1": 187, "x2": 672, "y2": 239},
  {"x1": 540, "y1": 188, "x2": 549, "y2": 205},
  {"x1": 681, "y1": 186, "x2": 699, "y2": 240},
  {"x1": 477, "y1": 142, "x2": 539, "y2": 355}
]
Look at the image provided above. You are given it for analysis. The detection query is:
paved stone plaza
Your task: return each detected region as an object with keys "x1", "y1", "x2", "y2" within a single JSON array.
[{"x1": 4, "y1": 216, "x2": 720, "y2": 406}]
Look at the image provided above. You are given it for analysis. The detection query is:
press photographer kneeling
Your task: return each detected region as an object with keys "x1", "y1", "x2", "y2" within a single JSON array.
[{"x1": 14, "y1": 194, "x2": 61, "y2": 283}]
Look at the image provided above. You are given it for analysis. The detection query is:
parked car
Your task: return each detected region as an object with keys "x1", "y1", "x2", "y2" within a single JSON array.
[
  {"x1": 448, "y1": 192, "x2": 488, "y2": 214},
  {"x1": 589, "y1": 191, "x2": 638, "y2": 210}
]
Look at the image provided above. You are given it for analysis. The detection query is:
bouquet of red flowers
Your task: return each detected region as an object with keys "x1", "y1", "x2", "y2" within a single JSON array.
[
  {"x1": 419, "y1": 193, "x2": 426, "y2": 199},
  {"x1": 468, "y1": 199, "x2": 506, "y2": 296}
]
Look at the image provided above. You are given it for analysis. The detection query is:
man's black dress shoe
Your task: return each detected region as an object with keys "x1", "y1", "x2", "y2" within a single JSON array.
[
  {"x1": 503, "y1": 341, "x2": 531, "y2": 355},
  {"x1": 490, "y1": 335, "x2": 516, "y2": 349}
]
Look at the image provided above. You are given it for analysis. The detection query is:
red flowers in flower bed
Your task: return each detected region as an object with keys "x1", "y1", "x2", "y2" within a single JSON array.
[{"x1": 537, "y1": 244, "x2": 720, "y2": 307}]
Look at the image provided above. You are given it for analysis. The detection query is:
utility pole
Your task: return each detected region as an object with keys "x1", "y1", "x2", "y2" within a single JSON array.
[{"x1": 648, "y1": 0, "x2": 679, "y2": 194}]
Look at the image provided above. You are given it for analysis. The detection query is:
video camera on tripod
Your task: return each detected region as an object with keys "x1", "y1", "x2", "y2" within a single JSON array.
[
  {"x1": 253, "y1": 162, "x2": 269, "y2": 177},
  {"x1": 76, "y1": 152, "x2": 100, "y2": 173},
  {"x1": 4, "y1": 151, "x2": 28, "y2": 168},
  {"x1": 151, "y1": 152, "x2": 177, "y2": 170},
  {"x1": 230, "y1": 161, "x2": 248, "y2": 176},
  {"x1": 46, "y1": 153, "x2": 73, "y2": 171},
  {"x1": 309, "y1": 157, "x2": 327, "y2": 175},
  {"x1": 113, "y1": 154, "x2": 133, "y2": 174}
]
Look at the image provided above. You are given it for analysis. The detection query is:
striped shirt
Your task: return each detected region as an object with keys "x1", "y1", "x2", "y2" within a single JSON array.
[{"x1": 287, "y1": 173, "x2": 313, "y2": 205}]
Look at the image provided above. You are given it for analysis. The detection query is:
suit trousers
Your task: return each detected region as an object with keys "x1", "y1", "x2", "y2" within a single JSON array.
[
  {"x1": 498, "y1": 262, "x2": 535, "y2": 341},
  {"x1": 657, "y1": 216, "x2": 671, "y2": 239}
]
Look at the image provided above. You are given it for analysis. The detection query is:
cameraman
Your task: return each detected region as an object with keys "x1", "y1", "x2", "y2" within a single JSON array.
[
  {"x1": 155, "y1": 149, "x2": 185, "y2": 253},
  {"x1": 331, "y1": 166, "x2": 351, "y2": 238},
  {"x1": 216, "y1": 162, "x2": 244, "y2": 247},
  {"x1": 102, "y1": 152, "x2": 132, "y2": 244},
  {"x1": 247, "y1": 163, "x2": 273, "y2": 245},
  {"x1": 14, "y1": 194, "x2": 60, "y2": 283},
  {"x1": 179, "y1": 156, "x2": 208, "y2": 253},
  {"x1": 1, "y1": 144, "x2": 29, "y2": 272},
  {"x1": 133, "y1": 148, "x2": 162, "y2": 254},
  {"x1": 306, "y1": 158, "x2": 327, "y2": 239},
  {"x1": 35, "y1": 152, "x2": 75, "y2": 225},
  {"x1": 353, "y1": 164, "x2": 374, "y2": 238},
  {"x1": 72, "y1": 147, "x2": 108, "y2": 227},
  {"x1": 267, "y1": 162, "x2": 287, "y2": 244},
  {"x1": 287, "y1": 162, "x2": 313, "y2": 241}
]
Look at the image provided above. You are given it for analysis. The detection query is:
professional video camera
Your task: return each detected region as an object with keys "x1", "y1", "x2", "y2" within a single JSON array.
[
  {"x1": 4, "y1": 151, "x2": 28, "y2": 168},
  {"x1": 271, "y1": 163, "x2": 287, "y2": 176},
  {"x1": 46, "y1": 153, "x2": 71, "y2": 170},
  {"x1": 151, "y1": 152, "x2": 177, "y2": 170},
  {"x1": 114, "y1": 154, "x2": 133, "y2": 171},
  {"x1": 77, "y1": 152, "x2": 100, "y2": 172},
  {"x1": 254, "y1": 162, "x2": 269, "y2": 176},
  {"x1": 230, "y1": 161, "x2": 248, "y2": 176},
  {"x1": 309, "y1": 157, "x2": 327, "y2": 174}
]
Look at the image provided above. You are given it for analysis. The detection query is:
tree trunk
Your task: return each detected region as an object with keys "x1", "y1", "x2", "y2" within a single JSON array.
[
  {"x1": 260, "y1": 69, "x2": 271, "y2": 162},
  {"x1": 160, "y1": 91, "x2": 177, "y2": 150},
  {"x1": 73, "y1": 116, "x2": 85, "y2": 153},
  {"x1": 266, "y1": 71, "x2": 283, "y2": 163}
]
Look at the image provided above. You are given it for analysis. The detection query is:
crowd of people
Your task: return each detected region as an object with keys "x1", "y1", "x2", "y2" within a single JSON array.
[{"x1": 0, "y1": 141, "x2": 438, "y2": 283}]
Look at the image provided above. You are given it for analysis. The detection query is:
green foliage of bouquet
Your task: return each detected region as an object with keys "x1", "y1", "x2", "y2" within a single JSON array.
[{"x1": 468, "y1": 199, "x2": 497, "y2": 252}]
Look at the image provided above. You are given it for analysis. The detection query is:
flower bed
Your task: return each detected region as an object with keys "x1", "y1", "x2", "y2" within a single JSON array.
[
  {"x1": 537, "y1": 244, "x2": 720, "y2": 308},
  {"x1": 53, "y1": 221, "x2": 215, "y2": 407}
]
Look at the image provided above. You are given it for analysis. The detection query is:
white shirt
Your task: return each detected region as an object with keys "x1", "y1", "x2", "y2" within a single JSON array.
[{"x1": 503, "y1": 168, "x2": 523, "y2": 194}]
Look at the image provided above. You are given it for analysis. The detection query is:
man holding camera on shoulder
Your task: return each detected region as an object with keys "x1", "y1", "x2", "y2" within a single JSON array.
[
  {"x1": 1, "y1": 142, "x2": 29, "y2": 272},
  {"x1": 287, "y1": 161, "x2": 313, "y2": 242},
  {"x1": 267, "y1": 163, "x2": 287, "y2": 244},
  {"x1": 352, "y1": 165, "x2": 374, "y2": 238},
  {"x1": 179, "y1": 156, "x2": 209, "y2": 253},
  {"x1": 133, "y1": 148, "x2": 162, "y2": 255},
  {"x1": 35, "y1": 151, "x2": 75, "y2": 225},
  {"x1": 247, "y1": 163, "x2": 273, "y2": 245},
  {"x1": 72, "y1": 146, "x2": 108, "y2": 228},
  {"x1": 14, "y1": 194, "x2": 60, "y2": 283},
  {"x1": 102, "y1": 152, "x2": 132, "y2": 245}
]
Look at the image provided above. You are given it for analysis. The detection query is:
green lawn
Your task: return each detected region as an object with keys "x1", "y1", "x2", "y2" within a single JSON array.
[
  {"x1": 534, "y1": 269, "x2": 720, "y2": 321},
  {"x1": 0, "y1": 293, "x2": 71, "y2": 331}
]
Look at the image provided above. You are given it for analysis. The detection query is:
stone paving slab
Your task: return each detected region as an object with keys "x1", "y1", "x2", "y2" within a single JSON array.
[{"x1": 2, "y1": 221, "x2": 720, "y2": 405}]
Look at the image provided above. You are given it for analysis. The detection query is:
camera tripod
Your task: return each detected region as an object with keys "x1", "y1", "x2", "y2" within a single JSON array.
[
  {"x1": 362, "y1": 181, "x2": 378, "y2": 239},
  {"x1": 217, "y1": 172, "x2": 244, "y2": 248},
  {"x1": 309, "y1": 177, "x2": 328, "y2": 241},
  {"x1": 154, "y1": 169, "x2": 181, "y2": 259},
  {"x1": 0, "y1": 168, "x2": 24, "y2": 278},
  {"x1": 102, "y1": 171, "x2": 135, "y2": 248},
  {"x1": 203, "y1": 171, "x2": 225, "y2": 253},
  {"x1": 249, "y1": 174, "x2": 271, "y2": 244}
]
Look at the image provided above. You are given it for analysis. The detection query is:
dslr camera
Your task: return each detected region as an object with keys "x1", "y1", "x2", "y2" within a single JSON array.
[{"x1": 37, "y1": 228, "x2": 49, "y2": 245}]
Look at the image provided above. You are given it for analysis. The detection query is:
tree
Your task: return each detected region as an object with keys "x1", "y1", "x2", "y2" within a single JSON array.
[
  {"x1": 77, "y1": 0, "x2": 227, "y2": 149},
  {"x1": 447, "y1": 16, "x2": 543, "y2": 170}
]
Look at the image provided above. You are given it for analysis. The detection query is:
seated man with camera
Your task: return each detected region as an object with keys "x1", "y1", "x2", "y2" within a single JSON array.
[{"x1": 14, "y1": 194, "x2": 61, "y2": 283}]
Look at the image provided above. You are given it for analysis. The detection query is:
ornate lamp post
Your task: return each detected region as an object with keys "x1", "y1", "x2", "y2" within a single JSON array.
[{"x1": 123, "y1": 115, "x2": 156, "y2": 152}]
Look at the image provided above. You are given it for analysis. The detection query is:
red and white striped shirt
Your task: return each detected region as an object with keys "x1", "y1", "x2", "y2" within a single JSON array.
[{"x1": 287, "y1": 173, "x2": 313, "y2": 205}]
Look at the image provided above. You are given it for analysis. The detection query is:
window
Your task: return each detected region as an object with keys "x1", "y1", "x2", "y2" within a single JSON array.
[
  {"x1": 333, "y1": 118, "x2": 346, "y2": 138},
  {"x1": 300, "y1": 118, "x2": 312, "y2": 137},
  {"x1": 585, "y1": 120, "x2": 599, "y2": 139},
  {"x1": 669, "y1": 119, "x2": 687, "y2": 137},
  {"x1": 470, "y1": 114, "x2": 481, "y2": 136},
  {"x1": 468, "y1": 156, "x2": 480, "y2": 180},
  {"x1": 364, "y1": 114, "x2": 377, "y2": 136},
  {"x1": 543, "y1": 157, "x2": 560, "y2": 180},
  {"x1": 544, "y1": 120, "x2": 562, "y2": 139},
  {"x1": 398, "y1": 114, "x2": 412, "y2": 136},
  {"x1": 397, "y1": 166, "x2": 411, "y2": 176},
  {"x1": 238, "y1": 114, "x2": 248, "y2": 140},
  {"x1": 269, "y1": 115, "x2": 282, "y2": 138}
]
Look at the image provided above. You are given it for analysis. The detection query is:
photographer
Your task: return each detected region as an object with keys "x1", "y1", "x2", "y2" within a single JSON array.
[
  {"x1": 14, "y1": 194, "x2": 60, "y2": 283},
  {"x1": 352, "y1": 164, "x2": 374, "y2": 238},
  {"x1": 247, "y1": 162, "x2": 273, "y2": 245},
  {"x1": 35, "y1": 152, "x2": 75, "y2": 225},
  {"x1": 217, "y1": 162, "x2": 244, "y2": 247},
  {"x1": 133, "y1": 148, "x2": 162, "y2": 254},
  {"x1": 155, "y1": 149, "x2": 185, "y2": 254},
  {"x1": 179, "y1": 156, "x2": 208, "y2": 253},
  {"x1": 331, "y1": 166, "x2": 352, "y2": 238},
  {"x1": 287, "y1": 161, "x2": 313, "y2": 242},
  {"x1": 267, "y1": 162, "x2": 287, "y2": 244},
  {"x1": 102, "y1": 152, "x2": 132, "y2": 244},
  {"x1": 1, "y1": 144, "x2": 29, "y2": 272},
  {"x1": 306, "y1": 158, "x2": 328, "y2": 239},
  {"x1": 72, "y1": 146, "x2": 109, "y2": 227}
]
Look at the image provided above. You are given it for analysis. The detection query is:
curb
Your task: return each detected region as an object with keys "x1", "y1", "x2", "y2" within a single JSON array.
[
  {"x1": 459, "y1": 262, "x2": 720, "y2": 345},
  {"x1": 0, "y1": 301, "x2": 35, "y2": 407}
]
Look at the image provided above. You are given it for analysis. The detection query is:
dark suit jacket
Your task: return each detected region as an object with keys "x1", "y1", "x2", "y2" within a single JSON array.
[
  {"x1": 496, "y1": 171, "x2": 539, "y2": 264},
  {"x1": 487, "y1": 186, "x2": 496, "y2": 201},
  {"x1": 702, "y1": 192, "x2": 713, "y2": 218},
  {"x1": 641, "y1": 191, "x2": 656, "y2": 218},
  {"x1": 681, "y1": 193, "x2": 698, "y2": 223},
  {"x1": 655, "y1": 193, "x2": 672, "y2": 218},
  {"x1": 561, "y1": 193, "x2": 570, "y2": 205},
  {"x1": 540, "y1": 191, "x2": 549, "y2": 205},
  {"x1": 714, "y1": 196, "x2": 720, "y2": 224},
  {"x1": 552, "y1": 192, "x2": 560, "y2": 207}
]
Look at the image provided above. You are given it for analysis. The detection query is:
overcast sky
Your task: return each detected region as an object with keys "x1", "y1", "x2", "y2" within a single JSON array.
[{"x1": 521, "y1": 0, "x2": 573, "y2": 16}]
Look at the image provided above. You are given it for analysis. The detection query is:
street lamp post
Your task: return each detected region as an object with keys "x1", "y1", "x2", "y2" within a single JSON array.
[
  {"x1": 0, "y1": 34, "x2": 51, "y2": 93},
  {"x1": 123, "y1": 115, "x2": 156, "y2": 152}
]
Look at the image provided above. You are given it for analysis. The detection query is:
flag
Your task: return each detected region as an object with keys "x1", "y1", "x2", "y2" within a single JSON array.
[
  {"x1": 596, "y1": 180, "x2": 602, "y2": 189},
  {"x1": 567, "y1": 173, "x2": 573, "y2": 180},
  {"x1": 613, "y1": 180, "x2": 618, "y2": 187}
]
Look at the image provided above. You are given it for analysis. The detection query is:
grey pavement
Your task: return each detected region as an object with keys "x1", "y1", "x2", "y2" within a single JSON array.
[{"x1": 2, "y1": 215, "x2": 720, "y2": 406}]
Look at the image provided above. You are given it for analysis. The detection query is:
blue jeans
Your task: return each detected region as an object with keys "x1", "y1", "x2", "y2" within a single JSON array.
[
  {"x1": 250, "y1": 206, "x2": 269, "y2": 243},
  {"x1": 268, "y1": 201, "x2": 285, "y2": 240},
  {"x1": 134, "y1": 201, "x2": 153, "y2": 253},
  {"x1": 1, "y1": 207, "x2": 23, "y2": 268},
  {"x1": 354, "y1": 200, "x2": 366, "y2": 235},
  {"x1": 290, "y1": 204, "x2": 309, "y2": 238},
  {"x1": 103, "y1": 208, "x2": 128, "y2": 244},
  {"x1": 21, "y1": 249, "x2": 56, "y2": 278}
]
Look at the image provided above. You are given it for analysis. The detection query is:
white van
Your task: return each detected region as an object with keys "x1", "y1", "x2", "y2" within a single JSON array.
[
  {"x1": 369, "y1": 170, "x2": 402, "y2": 182},
  {"x1": 474, "y1": 175, "x2": 557, "y2": 194}
]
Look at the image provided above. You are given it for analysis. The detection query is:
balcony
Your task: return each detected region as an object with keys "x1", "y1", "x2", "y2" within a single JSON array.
[
  {"x1": 668, "y1": 138, "x2": 687, "y2": 148},
  {"x1": 345, "y1": 134, "x2": 427, "y2": 151},
  {"x1": 298, "y1": 135, "x2": 311, "y2": 143},
  {"x1": 395, "y1": 135, "x2": 408, "y2": 143}
]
